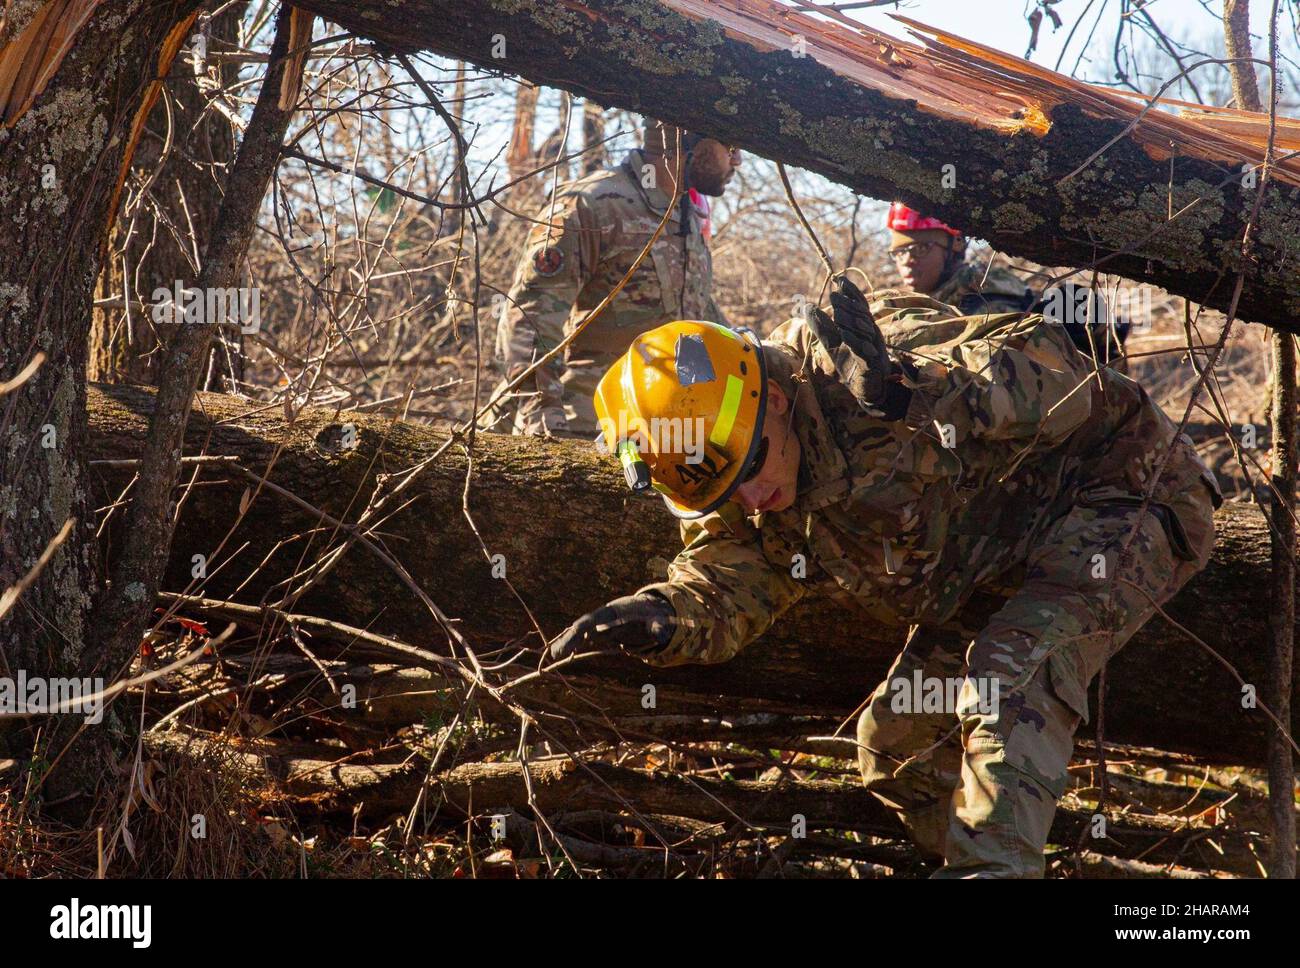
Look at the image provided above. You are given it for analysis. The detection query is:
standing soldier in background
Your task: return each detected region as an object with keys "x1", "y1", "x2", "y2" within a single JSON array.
[
  {"x1": 485, "y1": 118, "x2": 741, "y2": 437},
  {"x1": 887, "y1": 202, "x2": 1037, "y2": 315}
]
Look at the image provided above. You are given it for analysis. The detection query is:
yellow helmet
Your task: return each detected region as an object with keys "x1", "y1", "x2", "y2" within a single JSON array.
[{"x1": 594, "y1": 320, "x2": 767, "y2": 519}]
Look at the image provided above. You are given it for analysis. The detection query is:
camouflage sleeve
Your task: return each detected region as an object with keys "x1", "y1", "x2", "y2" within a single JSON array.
[
  {"x1": 904, "y1": 317, "x2": 1093, "y2": 447},
  {"x1": 497, "y1": 193, "x2": 598, "y2": 420},
  {"x1": 961, "y1": 292, "x2": 1037, "y2": 315},
  {"x1": 969, "y1": 266, "x2": 1036, "y2": 314},
  {"x1": 635, "y1": 507, "x2": 805, "y2": 667}
]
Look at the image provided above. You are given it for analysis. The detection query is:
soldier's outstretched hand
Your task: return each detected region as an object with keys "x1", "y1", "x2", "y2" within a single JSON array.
[{"x1": 548, "y1": 592, "x2": 676, "y2": 662}]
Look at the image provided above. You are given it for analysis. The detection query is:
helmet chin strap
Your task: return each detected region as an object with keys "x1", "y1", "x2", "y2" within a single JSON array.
[{"x1": 936, "y1": 236, "x2": 965, "y2": 287}]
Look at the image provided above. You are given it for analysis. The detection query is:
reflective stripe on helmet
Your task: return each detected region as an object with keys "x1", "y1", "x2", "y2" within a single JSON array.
[{"x1": 708, "y1": 374, "x2": 744, "y2": 448}]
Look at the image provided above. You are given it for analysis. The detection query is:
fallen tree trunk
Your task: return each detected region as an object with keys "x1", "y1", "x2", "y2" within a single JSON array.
[
  {"x1": 290, "y1": 0, "x2": 1300, "y2": 330},
  {"x1": 144, "y1": 731, "x2": 1259, "y2": 875},
  {"x1": 90, "y1": 384, "x2": 1295, "y2": 765}
]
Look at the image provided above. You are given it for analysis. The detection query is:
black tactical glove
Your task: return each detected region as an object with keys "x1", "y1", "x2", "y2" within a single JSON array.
[
  {"x1": 805, "y1": 277, "x2": 913, "y2": 419},
  {"x1": 548, "y1": 592, "x2": 676, "y2": 662}
]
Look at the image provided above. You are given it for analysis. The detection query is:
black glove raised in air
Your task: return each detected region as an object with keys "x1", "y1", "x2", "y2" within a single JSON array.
[
  {"x1": 548, "y1": 592, "x2": 676, "y2": 662},
  {"x1": 804, "y1": 277, "x2": 913, "y2": 419}
]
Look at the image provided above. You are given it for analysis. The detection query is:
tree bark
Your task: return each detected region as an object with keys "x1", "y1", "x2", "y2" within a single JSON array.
[
  {"x1": 446, "y1": 60, "x2": 468, "y2": 225},
  {"x1": 1223, "y1": 0, "x2": 1263, "y2": 113},
  {"x1": 93, "y1": 11, "x2": 300, "y2": 693},
  {"x1": 89, "y1": 383, "x2": 1299, "y2": 766},
  {"x1": 0, "y1": 0, "x2": 201, "y2": 799},
  {"x1": 87, "y1": 6, "x2": 244, "y2": 391},
  {"x1": 1223, "y1": 0, "x2": 1296, "y2": 880},
  {"x1": 290, "y1": 0, "x2": 1300, "y2": 331}
]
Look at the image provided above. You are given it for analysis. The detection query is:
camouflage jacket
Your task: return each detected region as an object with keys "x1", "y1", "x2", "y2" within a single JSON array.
[
  {"x1": 496, "y1": 150, "x2": 725, "y2": 421},
  {"x1": 931, "y1": 260, "x2": 1036, "y2": 315},
  {"x1": 637, "y1": 292, "x2": 1219, "y2": 667}
]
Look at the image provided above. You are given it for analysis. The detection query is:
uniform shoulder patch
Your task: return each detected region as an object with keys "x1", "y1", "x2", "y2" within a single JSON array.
[{"x1": 532, "y1": 245, "x2": 565, "y2": 277}]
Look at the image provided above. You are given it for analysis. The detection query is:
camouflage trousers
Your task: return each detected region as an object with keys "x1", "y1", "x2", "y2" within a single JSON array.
[{"x1": 856, "y1": 480, "x2": 1217, "y2": 878}]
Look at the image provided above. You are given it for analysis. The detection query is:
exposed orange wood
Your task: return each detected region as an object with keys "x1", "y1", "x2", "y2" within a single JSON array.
[
  {"x1": 656, "y1": 0, "x2": 1300, "y2": 185},
  {"x1": 898, "y1": 15, "x2": 1299, "y2": 179},
  {"x1": 665, "y1": 0, "x2": 1046, "y2": 133},
  {"x1": 278, "y1": 7, "x2": 314, "y2": 111},
  {"x1": 100, "y1": 9, "x2": 202, "y2": 264},
  {"x1": 0, "y1": 0, "x2": 106, "y2": 126}
]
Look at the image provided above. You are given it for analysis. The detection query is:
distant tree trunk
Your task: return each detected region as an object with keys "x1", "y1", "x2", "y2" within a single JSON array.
[
  {"x1": 1223, "y1": 0, "x2": 1296, "y2": 879},
  {"x1": 0, "y1": 0, "x2": 202, "y2": 805},
  {"x1": 446, "y1": 60, "x2": 468, "y2": 224},
  {"x1": 1223, "y1": 0, "x2": 1262, "y2": 112},
  {"x1": 1268, "y1": 323, "x2": 1297, "y2": 879},
  {"x1": 539, "y1": 92, "x2": 572, "y2": 183},
  {"x1": 507, "y1": 83, "x2": 539, "y2": 180},
  {"x1": 87, "y1": 6, "x2": 245, "y2": 392},
  {"x1": 582, "y1": 99, "x2": 606, "y2": 174}
]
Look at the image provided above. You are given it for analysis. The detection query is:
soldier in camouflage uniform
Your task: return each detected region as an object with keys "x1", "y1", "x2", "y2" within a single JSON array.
[
  {"x1": 551, "y1": 280, "x2": 1220, "y2": 878},
  {"x1": 930, "y1": 260, "x2": 1037, "y2": 316},
  {"x1": 485, "y1": 119, "x2": 740, "y2": 437},
  {"x1": 888, "y1": 202, "x2": 1129, "y2": 369},
  {"x1": 887, "y1": 201, "x2": 1036, "y2": 316}
]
